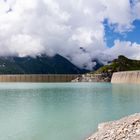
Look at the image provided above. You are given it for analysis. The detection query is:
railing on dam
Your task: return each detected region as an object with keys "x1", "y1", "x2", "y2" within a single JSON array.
[{"x1": 0, "y1": 74, "x2": 79, "y2": 82}]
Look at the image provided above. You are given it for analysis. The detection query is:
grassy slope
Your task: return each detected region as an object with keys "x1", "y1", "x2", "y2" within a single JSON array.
[{"x1": 91, "y1": 55, "x2": 140, "y2": 79}]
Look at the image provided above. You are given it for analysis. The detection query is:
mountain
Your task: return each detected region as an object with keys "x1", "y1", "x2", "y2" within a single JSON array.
[
  {"x1": 93, "y1": 55, "x2": 140, "y2": 80},
  {"x1": 91, "y1": 59, "x2": 104, "y2": 71},
  {"x1": 73, "y1": 55, "x2": 140, "y2": 82},
  {"x1": 0, "y1": 54, "x2": 88, "y2": 74}
]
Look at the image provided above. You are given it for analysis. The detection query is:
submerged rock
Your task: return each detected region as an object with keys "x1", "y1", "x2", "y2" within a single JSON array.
[{"x1": 86, "y1": 113, "x2": 140, "y2": 140}]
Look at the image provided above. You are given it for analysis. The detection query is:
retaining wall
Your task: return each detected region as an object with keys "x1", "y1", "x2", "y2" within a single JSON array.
[
  {"x1": 0, "y1": 74, "x2": 78, "y2": 82},
  {"x1": 111, "y1": 71, "x2": 140, "y2": 84}
]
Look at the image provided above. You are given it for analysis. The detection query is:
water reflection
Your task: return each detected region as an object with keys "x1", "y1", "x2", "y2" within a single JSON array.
[{"x1": 111, "y1": 84, "x2": 140, "y2": 118}]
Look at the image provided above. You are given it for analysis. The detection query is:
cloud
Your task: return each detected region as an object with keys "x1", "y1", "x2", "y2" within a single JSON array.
[
  {"x1": 103, "y1": 0, "x2": 133, "y2": 32},
  {"x1": 133, "y1": 0, "x2": 140, "y2": 19},
  {"x1": 0, "y1": 0, "x2": 140, "y2": 70},
  {"x1": 107, "y1": 40, "x2": 140, "y2": 60}
]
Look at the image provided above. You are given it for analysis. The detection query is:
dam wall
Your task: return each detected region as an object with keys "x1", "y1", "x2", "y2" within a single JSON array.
[
  {"x1": 0, "y1": 74, "x2": 79, "y2": 82},
  {"x1": 111, "y1": 71, "x2": 140, "y2": 84}
]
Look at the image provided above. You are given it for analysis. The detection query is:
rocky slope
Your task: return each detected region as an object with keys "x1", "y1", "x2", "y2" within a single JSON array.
[
  {"x1": 71, "y1": 73, "x2": 110, "y2": 82},
  {"x1": 86, "y1": 113, "x2": 140, "y2": 140},
  {"x1": 72, "y1": 55, "x2": 140, "y2": 82},
  {"x1": 93, "y1": 55, "x2": 140, "y2": 79}
]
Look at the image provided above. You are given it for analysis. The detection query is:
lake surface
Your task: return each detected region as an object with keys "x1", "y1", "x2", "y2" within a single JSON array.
[{"x1": 0, "y1": 83, "x2": 140, "y2": 140}]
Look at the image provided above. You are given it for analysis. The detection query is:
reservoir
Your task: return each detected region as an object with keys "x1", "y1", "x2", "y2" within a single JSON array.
[{"x1": 0, "y1": 83, "x2": 140, "y2": 140}]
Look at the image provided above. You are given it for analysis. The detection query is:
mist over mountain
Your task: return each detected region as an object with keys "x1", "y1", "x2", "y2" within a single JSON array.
[
  {"x1": 0, "y1": 54, "x2": 88, "y2": 74},
  {"x1": 0, "y1": 0, "x2": 140, "y2": 70}
]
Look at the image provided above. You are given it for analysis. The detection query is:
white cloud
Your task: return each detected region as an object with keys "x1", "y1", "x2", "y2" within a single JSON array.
[
  {"x1": 103, "y1": 0, "x2": 133, "y2": 32},
  {"x1": 9, "y1": 34, "x2": 44, "y2": 57},
  {"x1": 0, "y1": 0, "x2": 140, "y2": 70},
  {"x1": 71, "y1": 28, "x2": 93, "y2": 47},
  {"x1": 107, "y1": 40, "x2": 140, "y2": 60},
  {"x1": 133, "y1": 0, "x2": 140, "y2": 19}
]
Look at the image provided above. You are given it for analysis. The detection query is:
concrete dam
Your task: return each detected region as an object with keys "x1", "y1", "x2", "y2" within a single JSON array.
[
  {"x1": 0, "y1": 74, "x2": 79, "y2": 82},
  {"x1": 111, "y1": 71, "x2": 140, "y2": 84}
]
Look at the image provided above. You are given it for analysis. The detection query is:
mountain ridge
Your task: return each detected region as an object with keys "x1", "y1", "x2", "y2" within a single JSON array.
[
  {"x1": 90, "y1": 55, "x2": 140, "y2": 81},
  {"x1": 72, "y1": 55, "x2": 140, "y2": 82},
  {"x1": 0, "y1": 54, "x2": 88, "y2": 74},
  {"x1": 94, "y1": 55, "x2": 140, "y2": 75}
]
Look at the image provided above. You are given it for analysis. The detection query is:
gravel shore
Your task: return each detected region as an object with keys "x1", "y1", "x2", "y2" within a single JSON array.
[{"x1": 86, "y1": 113, "x2": 140, "y2": 140}]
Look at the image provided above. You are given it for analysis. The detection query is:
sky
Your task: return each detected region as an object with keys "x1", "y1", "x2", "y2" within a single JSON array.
[{"x1": 0, "y1": 0, "x2": 140, "y2": 70}]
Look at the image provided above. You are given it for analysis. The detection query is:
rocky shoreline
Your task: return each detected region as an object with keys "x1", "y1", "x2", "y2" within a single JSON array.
[
  {"x1": 86, "y1": 113, "x2": 140, "y2": 140},
  {"x1": 72, "y1": 74, "x2": 110, "y2": 82}
]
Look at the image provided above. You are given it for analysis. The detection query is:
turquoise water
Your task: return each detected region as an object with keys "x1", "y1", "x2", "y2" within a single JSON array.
[{"x1": 0, "y1": 83, "x2": 140, "y2": 140}]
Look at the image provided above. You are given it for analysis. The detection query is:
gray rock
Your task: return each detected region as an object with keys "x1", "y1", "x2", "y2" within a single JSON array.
[
  {"x1": 86, "y1": 113, "x2": 140, "y2": 140},
  {"x1": 72, "y1": 74, "x2": 110, "y2": 82}
]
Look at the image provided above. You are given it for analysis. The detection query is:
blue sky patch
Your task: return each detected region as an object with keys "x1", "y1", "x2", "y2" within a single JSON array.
[{"x1": 104, "y1": 19, "x2": 140, "y2": 48}]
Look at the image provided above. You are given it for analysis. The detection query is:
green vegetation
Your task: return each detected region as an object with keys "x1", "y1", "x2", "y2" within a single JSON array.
[
  {"x1": 92, "y1": 55, "x2": 140, "y2": 79},
  {"x1": 0, "y1": 54, "x2": 87, "y2": 74}
]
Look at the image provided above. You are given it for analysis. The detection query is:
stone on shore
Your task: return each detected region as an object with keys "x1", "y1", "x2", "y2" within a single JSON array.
[
  {"x1": 72, "y1": 74, "x2": 110, "y2": 82},
  {"x1": 86, "y1": 113, "x2": 140, "y2": 140}
]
